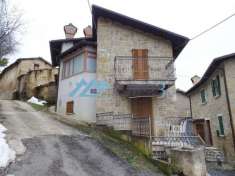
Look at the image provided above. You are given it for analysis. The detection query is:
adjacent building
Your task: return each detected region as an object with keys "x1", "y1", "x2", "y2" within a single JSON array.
[
  {"x1": 49, "y1": 5, "x2": 189, "y2": 136},
  {"x1": 17, "y1": 67, "x2": 58, "y2": 104},
  {"x1": 186, "y1": 53, "x2": 235, "y2": 162},
  {"x1": 0, "y1": 57, "x2": 52, "y2": 99},
  {"x1": 0, "y1": 57, "x2": 58, "y2": 103}
]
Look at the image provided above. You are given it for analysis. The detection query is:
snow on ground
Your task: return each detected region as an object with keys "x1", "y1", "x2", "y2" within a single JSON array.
[
  {"x1": 0, "y1": 123, "x2": 15, "y2": 168},
  {"x1": 27, "y1": 96, "x2": 47, "y2": 106}
]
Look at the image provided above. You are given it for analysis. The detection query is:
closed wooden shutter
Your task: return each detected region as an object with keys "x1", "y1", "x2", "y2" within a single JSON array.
[
  {"x1": 218, "y1": 115, "x2": 224, "y2": 135},
  {"x1": 66, "y1": 101, "x2": 74, "y2": 114},
  {"x1": 132, "y1": 49, "x2": 148, "y2": 80}
]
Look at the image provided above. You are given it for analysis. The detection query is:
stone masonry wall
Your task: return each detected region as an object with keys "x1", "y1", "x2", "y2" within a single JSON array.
[
  {"x1": 189, "y1": 63, "x2": 235, "y2": 161},
  {"x1": 0, "y1": 59, "x2": 52, "y2": 100},
  {"x1": 224, "y1": 58, "x2": 235, "y2": 144},
  {"x1": 96, "y1": 17, "x2": 176, "y2": 135}
]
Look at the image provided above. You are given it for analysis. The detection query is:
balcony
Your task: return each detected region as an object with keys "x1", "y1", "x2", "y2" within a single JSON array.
[{"x1": 114, "y1": 56, "x2": 175, "y2": 97}]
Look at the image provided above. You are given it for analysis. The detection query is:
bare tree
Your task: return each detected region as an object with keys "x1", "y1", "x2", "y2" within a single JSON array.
[{"x1": 0, "y1": 0, "x2": 22, "y2": 66}]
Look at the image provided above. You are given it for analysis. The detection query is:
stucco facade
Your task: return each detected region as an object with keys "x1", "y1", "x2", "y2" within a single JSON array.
[
  {"x1": 56, "y1": 46, "x2": 97, "y2": 123},
  {"x1": 0, "y1": 58, "x2": 51, "y2": 99},
  {"x1": 188, "y1": 58, "x2": 235, "y2": 162}
]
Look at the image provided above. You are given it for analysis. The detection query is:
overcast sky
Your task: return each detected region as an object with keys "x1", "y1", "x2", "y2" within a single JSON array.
[{"x1": 7, "y1": 0, "x2": 235, "y2": 90}]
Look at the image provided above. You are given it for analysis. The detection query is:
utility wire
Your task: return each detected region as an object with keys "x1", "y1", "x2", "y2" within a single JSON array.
[
  {"x1": 86, "y1": 0, "x2": 96, "y2": 29},
  {"x1": 190, "y1": 12, "x2": 235, "y2": 41},
  {"x1": 175, "y1": 12, "x2": 235, "y2": 51}
]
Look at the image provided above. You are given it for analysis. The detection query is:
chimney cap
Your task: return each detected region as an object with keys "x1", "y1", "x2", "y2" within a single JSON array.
[
  {"x1": 83, "y1": 25, "x2": 92, "y2": 38},
  {"x1": 64, "y1": 23, "x2": 77, "y2": 39},
  {"x1": 191, "y1": 75, "x2": 201, "y2": 85}
]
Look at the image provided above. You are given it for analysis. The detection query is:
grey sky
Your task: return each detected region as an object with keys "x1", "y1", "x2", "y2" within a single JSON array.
[{"x1": 8, "y1": 0, "x2": 235, "y2": 90}]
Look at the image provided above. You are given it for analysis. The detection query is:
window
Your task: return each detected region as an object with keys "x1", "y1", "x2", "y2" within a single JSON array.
[
  {"x1": 64, "y1": 61, "x2": 70, "y2": 78},
  {"x1": 66, "y1": 101, "x2": 74, "y2": 114},
  {"x1": 200, "y1": 89, "x2": 207, "y2": 104},
  {"x1": 211, "y1": 75, "x2": 221, "y2": 97},
  {"x1": 218, "y1": 115, "x2": 224, "y2": 136},
  {"x1": 34, "y1": 64, "x2": 39, "y2": 70},
  {"x1": 62, "y1": 54, "x2": 84, "y2": 79},
  {"x1": 87, "y1": 58, "x2": 96, "y2": 72},
  {"x1": 74, "y1": 55, "x2": 84, "y2": 74}
]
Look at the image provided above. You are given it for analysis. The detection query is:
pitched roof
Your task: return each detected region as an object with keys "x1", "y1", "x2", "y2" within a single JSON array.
[
  {"x1": 50, "y1": 5, "x2": 189, "y2": 66},
  {"x1": 49, "y1": 37, "x2": 96, "y2": 66},
  {"x1": 0, "y1": 57, "x2": 51, "y2": 79},
  {"x1": 92, "y1": 5, "x2": 189, "y2": 59},
  {"x1": 186, "y1": 53, "x2": 235, "y2": 94}
]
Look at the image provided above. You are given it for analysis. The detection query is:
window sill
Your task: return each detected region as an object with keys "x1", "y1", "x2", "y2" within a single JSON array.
[
  {"x1": 218, "y1": 134, "x2": 225, "y2": 138},
  {"x1": 66, "y1": 113, "x2": 74, "y2": 115},
  {"x1": 214, "y1": 95, "x2": 221, "y2": 99}
]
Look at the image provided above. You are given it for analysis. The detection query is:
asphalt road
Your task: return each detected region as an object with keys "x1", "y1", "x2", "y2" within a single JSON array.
[{"x1": 0, "y1": 100, "x2": 160, "y2": 176}]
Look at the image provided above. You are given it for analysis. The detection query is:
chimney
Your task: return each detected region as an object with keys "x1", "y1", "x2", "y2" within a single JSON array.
[
  {"x1": 191, "y1": 75, "x2": 201, "y2": 85},
  {"x1": 64, "y1": 23, "x2": 77, "y2": 39},
  {"x1": 83, "y1": 25, "x2": 92, "y2": 38}
]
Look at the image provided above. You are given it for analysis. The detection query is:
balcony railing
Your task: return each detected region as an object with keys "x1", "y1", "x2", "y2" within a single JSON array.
[
  {"x1": 114, "y1": 56, "x2": 175, "y2": 81},
  {"x1": 131, "y1": 117, "x2": 151, "y2": 137},
  {"x1": 96, "y1": 112, "x2": 151, "y2": 137}
]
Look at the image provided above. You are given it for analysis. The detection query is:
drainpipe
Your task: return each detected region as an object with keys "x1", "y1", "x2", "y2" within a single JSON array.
[
  {"x1": 189, "y1": 95, "x2": 193, "y2": 118},
  {"x1": 55, "y1": 58, "x2": 60, "y2": 112},
  {"x1": 221, "y1": 67, "x2": 235, "y2": 150}
]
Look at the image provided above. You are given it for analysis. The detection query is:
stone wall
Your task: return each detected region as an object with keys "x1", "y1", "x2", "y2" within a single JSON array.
[
  {"x1": 189, "y1": 62, "x2": 235, "y2": 161},
  {"x1": 96, "y1": 17, "x2": 176, "y2": 135},
  {"x1": 0, "y1": 58, "x2": 51, "y2": 100},
  {"x1": 0, "y1": 65, "x2": 18, "y2": 99},
  {"x1": 17, "y1": 68, "x2": 58, "y2": 102},
  {"x1": 224, "y1": 58, "x2": 235, "y2": 142},
  {"x1": 36, "y1": 82, "x2": 57, "y2": 104},
  {"x1": 175, "y1": 90, "x2": 191, "y2": 117},
  {"x1": 170, "y1": 147, "x2": 207, "y2": 176}
]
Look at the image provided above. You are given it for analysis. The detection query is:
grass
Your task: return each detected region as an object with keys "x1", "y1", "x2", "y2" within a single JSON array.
[
  {"x1": 67, "y1": 122, "x2": 167, "y2": 175},
  {"x1": 28, "y1": 103, "x2": 47, "y2": 111}
]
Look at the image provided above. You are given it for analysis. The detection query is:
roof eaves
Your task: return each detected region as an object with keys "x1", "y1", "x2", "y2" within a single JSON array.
[{"x1": 186, "y1": 53, "x2": 235, "y2": 95}]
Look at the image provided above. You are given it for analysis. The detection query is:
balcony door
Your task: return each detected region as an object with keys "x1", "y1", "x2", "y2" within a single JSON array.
[{"x1": 132, "y1": 49, "x2": 148, "y2": 80}]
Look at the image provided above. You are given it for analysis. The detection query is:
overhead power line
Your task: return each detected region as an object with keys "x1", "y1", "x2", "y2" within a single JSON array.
[{"x1": 190, "y1": 12, "x2": 235, "y2": 41}]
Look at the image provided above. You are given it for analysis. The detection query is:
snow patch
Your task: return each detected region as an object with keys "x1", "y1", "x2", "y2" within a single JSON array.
[
  {"x1": 27, "y1": 96, "x2": 47, "y2": 106},
  {"x1": 0, "y1": 123, "x2": 16, "y2": 168}
]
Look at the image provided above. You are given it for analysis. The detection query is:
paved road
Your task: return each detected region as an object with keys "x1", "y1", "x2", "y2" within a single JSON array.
[{"x1": 0, "y1": 100, "x2": 160, "y2": 176}]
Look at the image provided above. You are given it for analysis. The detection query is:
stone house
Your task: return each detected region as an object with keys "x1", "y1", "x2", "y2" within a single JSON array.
[
  {"x1": 176, "y1": 89, "x2": 191, "y2": 117},
  {"x1": 0, "y1": 57, "x2": 52, "y2": 99},
  {"x1": 17, "y1": 67, "x2": 58, "y2": 104},
  {"x1": 49, "y1": 4, "x2": 189, "y2": 137},
  {"x1": 186, "y1": 53, "x2": 235, "y2": 162}
]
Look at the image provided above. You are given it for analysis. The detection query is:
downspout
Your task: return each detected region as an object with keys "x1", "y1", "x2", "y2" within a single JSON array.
[
  {"x1": 55, "y1": 58, "x2": 60, "y2": 112},
  {"x1": 189, "y1": 95, "x2": 193, "y2": 118},
  {"x1": 221, "y1": 67, "x2": 235, "y2": 150}
]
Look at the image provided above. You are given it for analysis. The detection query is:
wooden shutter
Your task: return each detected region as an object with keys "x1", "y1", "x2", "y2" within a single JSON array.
[
  {"x1": 218, "y1": 116, "x2": 224, "y2": 135},
  {"x1": 211, "y1": 80, "x2": 216, "y2": 97},
  {"x1": 200, "y1": 89, "x2": 206, "y2": 103},
  {"x1": 132, "y1": 49, "x2": 148, "y2": 80},
  {"x1": 66, "y1": 101, "x2": 74, "y2": 114},
  {"x1": 216, "y1": 75, "x2": 221, "y2": 96}
]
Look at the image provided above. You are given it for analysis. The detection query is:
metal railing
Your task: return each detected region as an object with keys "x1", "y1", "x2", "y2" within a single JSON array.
[
  {"x1": 131, "y1": 116, "x2": 151, "y2": 137},
  {"x1": 114, "y1": 56, "x2": 175, "y2": 81},
  {"x1": 96, "y1": 113, "x2": 151, "y2": 137},
  {"x1": 152, "y1": 135, "x2": 205, "y2": 149}
]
